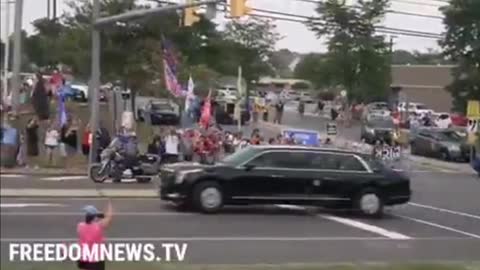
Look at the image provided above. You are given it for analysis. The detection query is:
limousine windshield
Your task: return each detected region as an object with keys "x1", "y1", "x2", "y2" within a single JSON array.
[{"x1": 220, "y1": 146, "x2": 260, "y2": 167}]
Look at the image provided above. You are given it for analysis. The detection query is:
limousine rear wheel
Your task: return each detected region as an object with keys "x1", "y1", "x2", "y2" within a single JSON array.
[
  {"x1": 354, "y1": 189, "x2": 384, "y2": 218},
  {"x1": 193, "y1": 181, "x2": 223, "y2": 213}
]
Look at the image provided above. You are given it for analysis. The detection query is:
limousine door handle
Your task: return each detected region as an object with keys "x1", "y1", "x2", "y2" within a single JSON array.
[
  {"x1": 323, "y1": 177, "x2": 337, "y2": 180},
  {"x1": 271, "y1": 174, "x2": 285, "y2": 178}
]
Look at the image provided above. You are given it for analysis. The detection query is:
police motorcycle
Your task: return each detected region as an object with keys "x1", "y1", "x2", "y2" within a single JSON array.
[{"x1": 89, "y1": 135, "x2": 161, "y2": 183}]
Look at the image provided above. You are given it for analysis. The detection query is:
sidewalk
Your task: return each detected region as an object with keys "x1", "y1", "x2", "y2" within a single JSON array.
[
  {"x1": 0, "y1": 167, "x2": 87, "y2": 176},
  {"x1": 406, "y1": 155, "x2": 474, "y2": 174},
  {"x1": 0, "y1": 188, "x2": 157, "y2": 198}
]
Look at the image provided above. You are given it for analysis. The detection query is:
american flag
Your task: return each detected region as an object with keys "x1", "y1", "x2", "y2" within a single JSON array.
[{"x1": 161, "y1": 36, "x2": 182, "y2": 96}]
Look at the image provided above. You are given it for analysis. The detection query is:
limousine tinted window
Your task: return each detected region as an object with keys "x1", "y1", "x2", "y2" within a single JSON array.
[
  {"x1": 248, "y1": 151, "x2": 312, "y2": 168},
  {"x1": 310, "y1": 153, "x2": 366, "y2": 171},
  {"x1": 221, "y1": 146, "x2": 260, "y2": 166}
]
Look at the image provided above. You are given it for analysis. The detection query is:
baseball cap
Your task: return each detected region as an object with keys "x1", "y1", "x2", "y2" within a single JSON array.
[{"x1": 83, "y1": 205, "x2": 100, "y2": 216}]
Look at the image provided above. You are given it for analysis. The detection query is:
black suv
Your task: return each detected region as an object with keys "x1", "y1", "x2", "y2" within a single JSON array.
[
  {"x1": 360, "y1": 117, "x2": 395, "y2": 144},
  {"x1": 159, "y1": 145, "x2": 411, "y2": 217}
]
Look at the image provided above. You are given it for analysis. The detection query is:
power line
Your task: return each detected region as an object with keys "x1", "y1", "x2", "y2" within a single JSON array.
[
  {"x1": 392, "y1": 0, "x2": 444, "y2": 7},
  {"x1": 156, "y1": 1, "x2": 443, "y2": 39},
  {"x1": 246, "y1": 12, "x2": 441, "y2": 39},
  {"x1": 251, "y1": 7, "x2": 442, "y2": 38},
  {"x1": 292, "y1": 0, "x2": 444, "y2": 20}
]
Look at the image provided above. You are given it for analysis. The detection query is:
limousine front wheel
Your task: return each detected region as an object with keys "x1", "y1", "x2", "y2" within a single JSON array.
[
  {"x1": 193, "y1": 181, "x2": 223, "y2": 213},
  {"x1": 354, "y1": 189, "x2": 384, "y2": 218}
]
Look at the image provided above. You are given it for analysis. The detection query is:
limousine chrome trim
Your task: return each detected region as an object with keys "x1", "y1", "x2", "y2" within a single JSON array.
[
  {"x1": 231, "y1": 196, "x2": 351, "y2": 201},
  {"x1": 388, "y1": 195, "x2": 411, "y2": 199},
  {"x1": 236, "y1": 149, "x2": 373, "y2": 173}
]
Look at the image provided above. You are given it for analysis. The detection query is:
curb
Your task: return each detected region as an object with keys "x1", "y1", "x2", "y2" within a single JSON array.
[
  {"x1": 0, "y1": 170, "x2": 87, "y2": 177},
  {"x1": 406, "y1": 156, "x2": 474, "y2": 174},
  {"x1": 0, "y1": 189, "x2": 157, "y2": 198}
]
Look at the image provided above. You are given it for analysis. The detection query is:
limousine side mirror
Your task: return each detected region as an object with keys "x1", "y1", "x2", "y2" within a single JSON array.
[{"x1": 243, "y1": 164, "x2": 256, "y2": 171}]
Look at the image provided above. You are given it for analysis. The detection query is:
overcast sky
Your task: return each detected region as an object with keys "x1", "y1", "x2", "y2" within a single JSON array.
[{"x1": 1, "y1": 0, "x2": 445, "y2": 53}]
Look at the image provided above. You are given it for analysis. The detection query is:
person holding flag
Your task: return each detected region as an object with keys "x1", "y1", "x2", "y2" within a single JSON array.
[
  {"x1": 184, "y1": 75, "x2": 195, "y2": 119},
  {"x1": 199, "y1": 90, "x2": 212, "y2": 129}
]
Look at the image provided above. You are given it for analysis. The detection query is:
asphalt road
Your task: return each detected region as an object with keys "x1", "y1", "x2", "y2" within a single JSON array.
[
  {"x1": 2, "y1": 175, "x2": 480, "y2": 264},
  {"x1": 2, "y1": 103, "x2": 479, "y2": 264},
  {"x1": 282, "y1": 102, "x2": 361, "y2": 141}
]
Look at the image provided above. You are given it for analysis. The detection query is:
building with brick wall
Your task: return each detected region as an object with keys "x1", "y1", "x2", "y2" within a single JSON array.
[{"x1": 391, "y1": 65, "x2": 455, "y2": 112}]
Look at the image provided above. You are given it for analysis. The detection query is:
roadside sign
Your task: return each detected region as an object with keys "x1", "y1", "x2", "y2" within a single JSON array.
[
  {"x1": 466, "y1": 100, "x2": 480, "y2": 119},
  {"x1": 326, "y1": 122, "x2": 337, "y2": 136},
  {"x1": 282, "y1": 129, "x2": 319, "y2": 146}
]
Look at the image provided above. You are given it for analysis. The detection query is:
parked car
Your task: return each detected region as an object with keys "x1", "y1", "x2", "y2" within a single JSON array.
[
  {"x1": 287, "y1": 90, "x2": 300, "y2": 101},
  {"x1": 451, "y1": 113, "x2": 468, "y2": 127},
  {"x1": 216, "y1": 90, "x2": 238, "y2": 104},
  {"x1": 159, "y1": 145, "x2": 411, "y2": 217},
  {"x1": 362, "y1": 102, "x2": 390, "y2": 120},
  {"x1": 432, "y1": 112, "x2": 452, "y2": 129},
  {"x1": 410, "y1": 128, "x2": 470, "y2": 162},
  {"x1": 397, "y1": 102, "x2": 433, "y2": 116},
  {"x1": 69, "y1": 82, "x2": 89, "y2": 102},
  {"x1": 139, "y1": 100, "x2": 180, "y2": 125},
  {"x1": 300, "y1": 92, "x2": 314, "y2": 103},
  {"x1": 214, "y1": 100, "x2": 249, "y2": 125},
  {"x1": 361, "y1": 117, "x2": 395, "y2": 144}
]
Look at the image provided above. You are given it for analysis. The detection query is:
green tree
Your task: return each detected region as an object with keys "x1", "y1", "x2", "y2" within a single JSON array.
[
  {"x1": 308, "y1": 0, "x2": 391, "y2": 102},
  {"x1": 21, "y1": 0, "x2": 281, "y2": 98},
  {"x1": 294, "y1": 53, "x2": 339, "y2": 90},
  {"x1": 270, "y1": 49, "x2": 298, "y2": 77},
  {"x1": 440, "y1": 0, "x2": 480, "y2": 112},
  {"x1": 223, "y1": 17, "x2": 282, "y2": 82}
]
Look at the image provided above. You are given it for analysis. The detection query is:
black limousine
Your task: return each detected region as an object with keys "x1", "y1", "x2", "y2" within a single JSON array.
[{"x1": 159, "y1": 145, "x2": 411, "y2": 218}]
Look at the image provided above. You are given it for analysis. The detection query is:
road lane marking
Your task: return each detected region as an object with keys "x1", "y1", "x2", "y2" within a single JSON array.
[
  {"x1": 408, "y1": 202, "x2": 480, "y2": 220},
  {"x1": 0, "y1": 237, "x2": 386, "y2": 242},
  {"x1": 320, "y1": 215, "x2": 411, "y2": 240},
  {"x1": 41, "y1": 176, "x2": 88, "y2": 181},
  {"x1": 0, "y1": 212, "x2": 194, "y2": 216},
  {"x1": 394, "y1": 214, "x2": 480, "y2": 239},
  {"x1": 0, "y1": 198, "x2": 160, "y2": 201},
  {"x1": 0, "y1": 174, "x2": 26, "y2": 178},
  {"x1": 0, "y1": 237, "x2": 471, "y2": 243},
  {"x1": 0, "y1": 203, "x2": 65, "y2": 208}
]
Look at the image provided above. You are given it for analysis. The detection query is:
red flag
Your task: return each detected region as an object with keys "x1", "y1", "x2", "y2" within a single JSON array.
[{"x1": 200, "y1": 90, "x2": 212, "y2": 128}]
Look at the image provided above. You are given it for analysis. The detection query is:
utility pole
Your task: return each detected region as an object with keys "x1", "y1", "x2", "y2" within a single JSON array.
[
  {"x1": 88, "y1": 0, "x2": 102, "y2": 166},
  {"x1": 10, "y1": 0, "x2": 24, "y2": 116},
  {"x1": 47, "y1": 0, "x2": 51, "y2": 19},
  {"x1": 2, "y1": 1, "x2": 12, "y2": 99},
  {"x1": 53, "y1": 0, "x2": 57, "y2": 19},
  {"x1": 87, "y1": 0, "x2": 221, "y2": 174}
]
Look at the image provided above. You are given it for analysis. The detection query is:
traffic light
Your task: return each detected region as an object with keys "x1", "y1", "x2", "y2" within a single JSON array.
[
  {"x1": 230, "y1": 0, "x2": 251, "y2": 18},
  {"x1": 184, "y1": 0, "x2": 200, "y2": 26}
]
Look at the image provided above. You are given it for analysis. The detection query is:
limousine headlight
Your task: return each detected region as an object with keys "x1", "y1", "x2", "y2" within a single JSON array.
[{"x1": 175, "y1": 169, "x2": 203, "y2": 184}]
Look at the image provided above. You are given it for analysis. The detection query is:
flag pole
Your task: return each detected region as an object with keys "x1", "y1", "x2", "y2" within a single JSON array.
[{"x1": 236, "y1": 66, "x2": 242, "y2": 132}]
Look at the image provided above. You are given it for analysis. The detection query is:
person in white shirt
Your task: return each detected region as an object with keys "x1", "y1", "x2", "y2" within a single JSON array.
[
  {"x1": 44, "y1": 122, "x2": 60, "y2": 165},
  {"x1": 164, "y1": 129, "x2": 180, "y2": 163}
]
